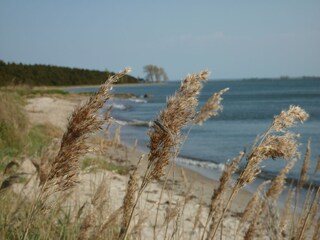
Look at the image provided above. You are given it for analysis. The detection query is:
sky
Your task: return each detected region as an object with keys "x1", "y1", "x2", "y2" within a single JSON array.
[{"x1": 0, "y1": 1, "x2": 320, "y2": 80}]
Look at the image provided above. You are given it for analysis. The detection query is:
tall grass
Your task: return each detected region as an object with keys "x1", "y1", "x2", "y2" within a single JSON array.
[
  {"x1": 0, "y1": 92, "x2": 27, "y2": 159},
  {"x1": 0, "y1": 92, "x2": 59, "y2": 170},
  {"x1": 0, "y1": 69, "x2": 319, "y2": 240}
]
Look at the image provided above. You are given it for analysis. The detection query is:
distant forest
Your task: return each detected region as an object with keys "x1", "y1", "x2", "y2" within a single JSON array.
[{"x1": 0, "y1": 60, "x2": 141, "y2": 86}]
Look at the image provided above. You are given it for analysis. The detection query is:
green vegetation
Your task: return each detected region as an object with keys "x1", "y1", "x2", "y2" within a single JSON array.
[
  {"x1": 0, "y1": 92, "x2": 28, "y2": 160},
  {"x1": 81, "y1": 157, "x2": 129, "y2": 175},
  {"x1": 0, "y1": 92, "x2": 60, "y2": 170},
  {"x1": 2, "y1": 86, "x2": 69, "y2": 98},
  {"x1": 0, "y1": 190, "x2": 82, "y2": 239},
  {"x1": 0, "y1": 60, "x2": 140, "y2": 86}
]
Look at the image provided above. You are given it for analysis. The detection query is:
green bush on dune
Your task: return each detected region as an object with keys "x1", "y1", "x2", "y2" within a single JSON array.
[{"x1": 0, "y1": 92, "x2": 59, "y2": 170}]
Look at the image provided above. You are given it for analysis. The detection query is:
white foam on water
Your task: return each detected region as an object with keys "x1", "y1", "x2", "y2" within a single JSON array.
[
  {"x1": 129, "y1": 98, "x2": 148, "y2": 103},
  {"x1": 112, "y1": 103, "x2": 126, "y2": 110},
  {"x1": 176, "y1": 156, "x2": 225, "y2": 172}
]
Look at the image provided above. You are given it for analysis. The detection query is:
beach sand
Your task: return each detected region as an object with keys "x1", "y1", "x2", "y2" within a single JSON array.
[{"x1": 20, "y1": 95, "x2": 254, "y2": 239}]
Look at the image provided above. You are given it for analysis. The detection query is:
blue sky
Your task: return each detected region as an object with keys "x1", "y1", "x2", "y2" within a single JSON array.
[{"x1": 1, "y1": 1, "x2": 319, "y2": 80}]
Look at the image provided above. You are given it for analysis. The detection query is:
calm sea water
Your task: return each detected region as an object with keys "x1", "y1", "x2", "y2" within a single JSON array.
[{"x1": 67, "y1": 79, "x2": 320, "y2": 186}]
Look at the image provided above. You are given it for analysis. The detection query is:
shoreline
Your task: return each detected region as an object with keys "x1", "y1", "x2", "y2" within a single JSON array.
[
  {"x1": 6, "y1": 78, "x2": 317, "y2": 238},
  {"x1": 24, "y1": 94, "x2": 253, "y2": 214},
  {"x1": 29, "y1": 81, "x2": 170, "y2": 91},
  {"x1": 21, "y1": 94, "x2": 315, "y2": 238}
]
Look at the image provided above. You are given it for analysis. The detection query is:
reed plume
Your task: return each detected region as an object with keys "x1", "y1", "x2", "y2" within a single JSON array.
[
  {"x1": 195, "y1": 88, "x2": 229, "y2": 125},
  {"x1": 91, "y1": 177, "x2": 109, "y2": 213},
  {"x1": 266, "y1": 158, "x2": 297, "y2": 200},
  {"x1": 296, "y1": 187, "x2": 320, "y2": 240},
  {"x1": 147, "y1": 71, "x2": 208, "y2": 180},
  {"x1": 299, "y1": 139, "x2": 311, "y2": 188},
  {"x1": 78, "y1": 208, "x2": 96, "y2": 240},
  {"x1": 239, "y1": 133, "x2": 300, "y2": 189},
  {"x1": 120, "y1": 71, "x2": 209, "y2": 240},
  {"x1": 203, "y1": 152, "x2": 244, "y2": 240},
  {"x1": 314, "y1": 155, "x2": 320, "y2": 176},
  {"x1": 265, "y1": 199, "x2": 280, "y2": 240},
  {"x1": 237, "y1": 180, "x2": 270, "y2": 233},
  {"x1": 120, "y1": 169, "x2": 139, "y2": 236},
  {"x1": 279, "y1": 188, "x2": 295, "y2": 238},
  {"x1": 92, "y1": 207, "x2": 123, "y2": 239},
  {"x1": 21, "y1": 69, "x2": 131, "y2": 240},
  {"x1": 272, "y1": 105, "x2": 309, "y2": 132},
  {"x1": 44, "y1": 68, "x2": 131, "y2": 193},
  {"x1": 206, "y1": 105, "x2": 308, "y2": 240}
]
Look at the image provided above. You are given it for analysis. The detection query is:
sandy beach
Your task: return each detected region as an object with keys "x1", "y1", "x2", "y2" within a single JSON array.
[{"x1": 14, "y1": 94, "x2": 256, "y2": 239}]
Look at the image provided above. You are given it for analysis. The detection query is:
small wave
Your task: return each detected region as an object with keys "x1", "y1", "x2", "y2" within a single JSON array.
[
  {"x1": 113, "y1": 119, "x2": 128, "y2": 126},
  {"x1": 129, "y1": 98, "x2": 148, "y2": 103},
  {"x1": 176, "y1": 157, "x2": 225, "y2": 172},
  {"x1": 112, "y1": 103, "x2": 126, "y2": 110},
  {"x1": 128, "y1": 120, "x2": 152, "y2": 127}
]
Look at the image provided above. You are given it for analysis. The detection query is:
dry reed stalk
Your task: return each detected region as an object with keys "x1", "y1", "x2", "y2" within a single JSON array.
[
  {"x1": 120, "y1": 71, "x2": 209, "y2": 240},
  {"x1": 299, "y1": 139, "x2": 311, "y2": 188},
  {"x1": 44, "y1": 68, "x2": 131, "y2": 194},
  {"x1": 147, "y1": 70, "x2": 208, "y2": 180},
  {"x1": 240, "y1": 139, "x2": 294, "y2": 198},
  {"x1": 239, "y1": 133, "x2": 300, "y2": 189},
  {"x1": 202, "y1": 152, "x2": 244, "y2": 240},
  {"x1": 170, "y1": 210, "x2": 182, "y2": 240},
  {"x1": 296, "y1": 187, "x2": 320, "y2": 240},
  {"x1": 131, "y1": 211, "x2": 148, "y2": 238},
  {"x1": 265, "y1": 199, "x2": 280, "y2": 240},
  {"x1": 91, "y1": 207, "x2": 123, "y2": 239},
  {"x1": 207, "y1": 106, "x2": 308, "y2": 240},
  {"x1": 162, "y1": 200, "x2": 183, "y2": 240},
  {"x1": 21, "y1": 69, "x2": 130, "y2": 240},
  {"x1": 237, "y1": 180, "x2": 270, "y2": 233},
  {"x1": 113, "y1": 127, "x2": 121, "y2": 147},
  {"x1": 314, "y1": 155, "x2": 320, "y2": 176},
  {"x1": 119, "y1": 170, "x2": 139, "y2": 237},
  {"x1": 258, "y1": 106, "x2": 308, "y2": 162},
  {"x1": 279, "y1": 188, "x2": 295, "y2": 238},
  {"x1": 294, "y1": 185, "x2": 314, "y2": 237},
  {"x1": 305, "y1": 194, "x2": 319, "y2": 234},
  {"x1": 31, "y1": 139, "x2": 60, "y2": 185},
  {"x1": 193, "y1": 196, "x2": 203, "y2": 231},
  {"x1": 181, "y1": 169, "x2": 189, "y2": 189},
  {"x1": 266, "y1": 158, "x2": 297, "y2": 200},
  {"x1": 272, "y1": 105, "x2": 309, "y2": 132},
  {"x1": 243, "y1": 198, "x2": 266, "y2": 240},
  {"x1": 244, "y1": 159, "x2": 297, "y2": 239},
  {"x1": 91, "y1": 176, "x2": 109, "y2": 214},
  {"x1": 162, "y1": 202, "x2": 181, "y2": 229},
  {"x1": 78, "y1": 208, "x2": 96, "y2": 240},
  {"x1": 312, "y1": 216, "x2": 320, "y2": 240},
  {"x1": 195, "y1": 88, "x2": 229, "y2": 125}
]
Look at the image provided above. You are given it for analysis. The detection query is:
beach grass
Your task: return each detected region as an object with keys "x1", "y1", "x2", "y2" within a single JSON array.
[
  {"x1": 0, "y1": 69, "x2": 319, "y2": 240},
  {"x1": 81, "y1": 157, "x2": 129, "y2": 175}
]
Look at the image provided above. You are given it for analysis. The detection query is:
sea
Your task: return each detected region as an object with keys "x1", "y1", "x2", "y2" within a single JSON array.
[{"x1": 66, "y1": 78, "x2": 320, "y2": 194}]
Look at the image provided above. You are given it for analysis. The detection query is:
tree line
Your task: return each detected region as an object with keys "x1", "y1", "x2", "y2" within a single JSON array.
[{"x1": 0, "y1": 60, "x2": 140, "y2": 86}]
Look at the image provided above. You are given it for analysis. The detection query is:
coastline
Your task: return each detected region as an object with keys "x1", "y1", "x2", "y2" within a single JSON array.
[
  {"x1": 22, "y1": 94, "x2": 253, "y2": 238},
  {"x1": 21, "y1": 93, "x2": 317, "y2": 239},
  {"x1": 25, "y1": 94, "x2": 253, "y2": 213},
  {"x1": 31, "y1": 81, "x2": 170, "y2": 91}
]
